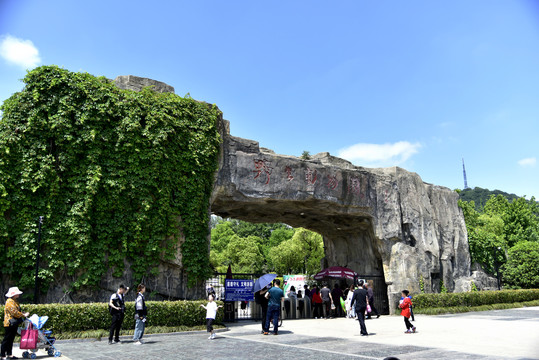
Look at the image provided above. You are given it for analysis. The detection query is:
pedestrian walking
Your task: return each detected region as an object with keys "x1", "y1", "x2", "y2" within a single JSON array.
[
  {"x1": 133, "y1": 284, "x2": 147, "y2": 345},
  {"x1": 201, "y1": 294, "x2": 223, "y2": 340},
  {"x1": 255, "y1": 286, "x2": 269, "y2": 334},
  {"x1": 345, "y1": 284, "x2": 355, "y2": 318},
  {"x1": 108, "y1": 284, "x2": 129, "y2": 344},
  {"x1": 331, "y1": 284, "x2": 343, "y2": 317},
  {"x1": 2, "y1": 287, "x2": 29, "y2": 360},
  {"x1": 399, "y1": 292, "x2": 414, "y2": 321},
  {"x1": 350, "y1": 280, "x2": 369, "y2": 336},
  {"x1": 320, "y1": 284, "x2": 333, "y2": 319},
  {"x1": 311, "y1": 286, "x2": 323, "y2": 319},
  {"x1": 399, "y1": 290, "x2": 416, "y2": 334},
  {"x1": 365, "y1": 283, "x2": 380, "y2": 319},
  {"x1": 264, "y1": 279, "x2": 284, "y2": 335}
]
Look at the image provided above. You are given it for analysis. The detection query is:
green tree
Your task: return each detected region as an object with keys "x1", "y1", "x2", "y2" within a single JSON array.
[
  {"x1": 268, "y1": 228, "x2": 324, "y2": 275},
  {"x1": 212, "y1": 234, "x2": 264, "y2": 273},
  {"x1": 460, "y1": 193, "x2": 539, "y2": 285},
  {"x1": 263, "y1": 227, "x2": 295, "y2": 261},
  {"x1": 503, "y1": 197, "x2": 539, "y2": 246},
  {"x1": 228, "y1": 220, "x2": 288, "y2": 241},
  {"x1": 301, "y1": 151, "x2": 311, "y2": 160},
  {"x1": 502, "y1": 241, "x2": 539, "y2": 289},
  {"x1": 468, "y1": 213, "x2": 506, "y2": 274},
  {"x1": 210, "y1": 221, "x2": 236, "y2": 253}
]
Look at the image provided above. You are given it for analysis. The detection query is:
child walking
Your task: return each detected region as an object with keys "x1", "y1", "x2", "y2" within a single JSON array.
[
  {"x1": 399, "y1": 290, "x2": 416, "y2": 334},
  {"x1": 200, "y1": 294, "x2": 222, "y2": 339}
]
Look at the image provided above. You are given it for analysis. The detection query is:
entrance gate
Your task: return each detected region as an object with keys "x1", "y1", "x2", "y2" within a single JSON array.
[
  {"x1": 205, "y1": 272, "x2": 260, "y2": 321},
  {"x1": 205, "y1": 272, "x2": 390, "y2": 321}
]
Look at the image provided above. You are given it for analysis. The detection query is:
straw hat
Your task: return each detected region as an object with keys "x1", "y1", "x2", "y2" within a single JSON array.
[{"x1": 5, "y1": 287, "x2": 23, "y2": 298}]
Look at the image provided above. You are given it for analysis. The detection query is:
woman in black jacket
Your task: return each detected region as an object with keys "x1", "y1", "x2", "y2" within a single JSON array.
[{"x1": 132, "y1": 284, "x2": 147, "y2": 345}]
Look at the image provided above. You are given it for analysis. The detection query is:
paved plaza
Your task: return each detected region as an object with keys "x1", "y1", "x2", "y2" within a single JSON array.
[{"x1": 11, "y1": 306, "x2": 539, "y2": 360}]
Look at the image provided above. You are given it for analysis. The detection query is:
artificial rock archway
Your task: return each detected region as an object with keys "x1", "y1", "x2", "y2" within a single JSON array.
[{"x1": 211, "y1": 121, "x2": 472, "y2": 313}]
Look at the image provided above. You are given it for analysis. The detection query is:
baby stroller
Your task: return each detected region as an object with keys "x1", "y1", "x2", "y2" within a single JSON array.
[{"x1": 18, "y1": 314, "x2": 62, "y2": 358}]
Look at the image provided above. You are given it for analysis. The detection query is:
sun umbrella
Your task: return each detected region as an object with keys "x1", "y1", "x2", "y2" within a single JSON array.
[
  {"x1": 313, "y1": 266, "x2": 358, "y2": 281},
  {"x1": 253, "y1": 273, "x2": 277, "y2": 293}
]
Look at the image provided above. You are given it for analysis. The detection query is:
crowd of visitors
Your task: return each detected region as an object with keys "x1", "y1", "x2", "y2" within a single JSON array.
[
  {"x1": 298, "y1": 280, "x2": 383, "y2": 321},
  {"x1": 1, "y1": 277, "x2": 413, "y2": 359}
]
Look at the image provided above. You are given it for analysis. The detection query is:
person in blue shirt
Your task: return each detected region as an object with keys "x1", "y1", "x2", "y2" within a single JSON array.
[{"x1": 264, "y1": 279, "x2": 284, "y2": 335}]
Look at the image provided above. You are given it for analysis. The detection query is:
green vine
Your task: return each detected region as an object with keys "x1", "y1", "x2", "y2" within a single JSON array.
[
  {"x1": 0, "y1": 66, "x2": 221, "y2": 291},
  {"x1": 440, "y1": 280, "x2": 448, "y2": 293},
  {"x1": 419, "y1": 275, "x2": 425, "y2": 293}
]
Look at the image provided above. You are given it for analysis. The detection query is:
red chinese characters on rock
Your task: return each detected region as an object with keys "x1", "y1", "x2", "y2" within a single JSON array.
[
  {"x1": 326, "y1": 174, "x2": 338, "y2": 190},
  {"x1": 304, "y1": 168, "x2": 317, "y2": 185},
  {"x1": 253, "y1": 159, "x2": 272, "y2": 185},
  {"x1": 384, "y1": 189, "x2": 390, "y2": 203},
  {"x1": 285, "y1": 166, "x2": 294, "y2": 182},
  {"x1": 347, "y1": 176, "x2": 361, "y2": 196}
]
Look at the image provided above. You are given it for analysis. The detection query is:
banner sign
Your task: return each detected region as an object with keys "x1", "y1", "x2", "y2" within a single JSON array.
[
  {"x1": 283, "y1": 274, "x2": 307, "y2": 298},
  {"x1": 224, "y1": 279, "x2": 254, "y2": 302}
]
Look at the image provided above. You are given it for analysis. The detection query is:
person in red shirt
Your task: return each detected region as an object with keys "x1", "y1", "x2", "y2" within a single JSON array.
[
  {"x1": 311, "y1": 286, "x2": 323, "y2": 319},
  {"x1": 399, "y1": 290, "x2": 416, "y2": 334}
]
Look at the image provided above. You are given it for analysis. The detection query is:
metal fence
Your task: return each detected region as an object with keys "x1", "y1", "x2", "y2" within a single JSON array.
[
  {"x1": 358, "y1": 275, "x2": 389, "y2": 315},
  {"x1": 205, "y1": 272, "x2": 261, "y2": 321}
]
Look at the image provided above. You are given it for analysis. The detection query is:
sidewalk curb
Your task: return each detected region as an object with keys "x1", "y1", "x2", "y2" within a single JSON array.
[{"x1": 52, "y1": 327, "x2": 230, "y2": 344}]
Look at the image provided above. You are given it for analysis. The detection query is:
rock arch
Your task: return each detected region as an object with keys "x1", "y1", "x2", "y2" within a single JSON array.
[
  {"x1": 113, "y1": 75, "x2": 475, "y2": 311},
  {"x1": 211, "y1": 121, "x2": 472, "y2": 313}
]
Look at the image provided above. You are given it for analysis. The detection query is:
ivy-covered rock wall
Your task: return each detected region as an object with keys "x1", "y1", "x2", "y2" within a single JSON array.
[{"x1": 0, "y1": 66, "x2": 221, "y2": 302}]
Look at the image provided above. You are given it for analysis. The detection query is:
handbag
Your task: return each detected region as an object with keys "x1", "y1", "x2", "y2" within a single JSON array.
[
  {"x1": 366, "y1": 304, "x2": 372, "y2": 313},
  {"x1": 20, "y1": 323, "x2": 38, "y2": 350}
]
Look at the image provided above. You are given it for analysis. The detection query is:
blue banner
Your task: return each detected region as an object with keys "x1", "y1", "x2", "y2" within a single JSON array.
[{"x1": 225, "y1": 279, "x2": 254, "y2": 302}]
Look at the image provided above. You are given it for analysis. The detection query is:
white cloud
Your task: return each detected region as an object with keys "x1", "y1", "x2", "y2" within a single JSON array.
[
  {"x1": 517, "y1": 157, "x2": 536, "y2": 168},
  {"x1": 438, "y1": 121, "x2": 455, "y2": 128},
  {"x1": 0, "y1": 35, "x2": 41, "y2": 69},
  {"x1": 337, "y1": 141, "x2": 422, "y2": 167}
]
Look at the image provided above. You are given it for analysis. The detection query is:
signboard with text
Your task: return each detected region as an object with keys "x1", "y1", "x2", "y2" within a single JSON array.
[{"x1": 224, "y1": 279, "x2": 254, "y2": 302}]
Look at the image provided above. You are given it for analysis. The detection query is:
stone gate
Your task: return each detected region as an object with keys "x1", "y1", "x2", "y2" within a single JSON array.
[
  {"x1": 113, "y1": 76, "x2": 478, "y2": 311},
  {"x1": 211, "y1": 121, "x2": 473, "y2": 313}
]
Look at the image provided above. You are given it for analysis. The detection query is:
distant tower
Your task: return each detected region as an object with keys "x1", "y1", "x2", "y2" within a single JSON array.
[{"x1": 462, "y1": 158, "x2": 469, "y2": 189}]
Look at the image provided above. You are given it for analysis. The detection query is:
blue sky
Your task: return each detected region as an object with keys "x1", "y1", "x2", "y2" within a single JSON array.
[{"x1": 1, "y1": 1, "x2": 538, "y2": 198}]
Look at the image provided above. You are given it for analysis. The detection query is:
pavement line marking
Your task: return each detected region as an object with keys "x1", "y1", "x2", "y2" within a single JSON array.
[{"x1": 220, "y1": 334, "x2": 378, "y2": 359}]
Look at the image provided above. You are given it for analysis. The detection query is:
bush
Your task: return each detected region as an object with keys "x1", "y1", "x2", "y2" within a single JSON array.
[
  {"x1": 0, "y1": 300, "x2": 223, "y2": 335},
  {"x1": 414, "y1": 300, "x2": 539, "y2": 315},
  {"x1": 502, "y1": 241, "x2": 539, "y2": 289},
  {"x1": 412, "y1": 289, "x2": 539, "y2": 309}
]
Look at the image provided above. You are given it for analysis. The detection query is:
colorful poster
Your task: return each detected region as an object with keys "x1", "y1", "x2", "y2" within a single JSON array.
[{"x1": 283, "y1": 274, "x2": 307, "y2": 298}]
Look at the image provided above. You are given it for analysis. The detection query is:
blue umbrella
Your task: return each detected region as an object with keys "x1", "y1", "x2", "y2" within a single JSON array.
[{"x1": 253, "y1": 274, "x2": 277, "y2": 293}]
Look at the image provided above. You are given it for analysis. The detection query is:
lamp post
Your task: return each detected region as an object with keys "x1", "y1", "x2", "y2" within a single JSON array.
[
  {"x1": 495, "y1": 246, "x2": 502, "y2": 290},
  {"x1": 34, "y1": 216, "x2": 44, "y2": 303}
]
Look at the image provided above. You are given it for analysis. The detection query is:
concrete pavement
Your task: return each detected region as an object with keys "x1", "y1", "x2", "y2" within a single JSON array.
[{"x1": 9, "y1": 306, "x2": 539, "y2": 359}]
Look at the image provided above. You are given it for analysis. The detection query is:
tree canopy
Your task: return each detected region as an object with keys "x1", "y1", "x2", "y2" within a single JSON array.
[
  {"x1": 459, "y1": 193, "x2": 539, "y2": 288},
  {"x1": 209, "y1": 219, "x2": 324, "y2": 275}
]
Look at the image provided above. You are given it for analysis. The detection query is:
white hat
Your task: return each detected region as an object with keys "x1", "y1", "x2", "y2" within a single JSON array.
[{"x1": 5, "y1": 287, "x2": 23, "y2": 298}]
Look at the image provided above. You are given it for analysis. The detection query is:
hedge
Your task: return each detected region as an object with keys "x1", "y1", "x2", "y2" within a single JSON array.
[
  {"x1": 413, "y1": 300, "x2": 539, "y2": 315},
  {"x1": 0, "y1": 300, "x2": 223, "y2": 335},
  {"x1": 412, "y1": 289, "x2": 539, "y2": 309}
]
